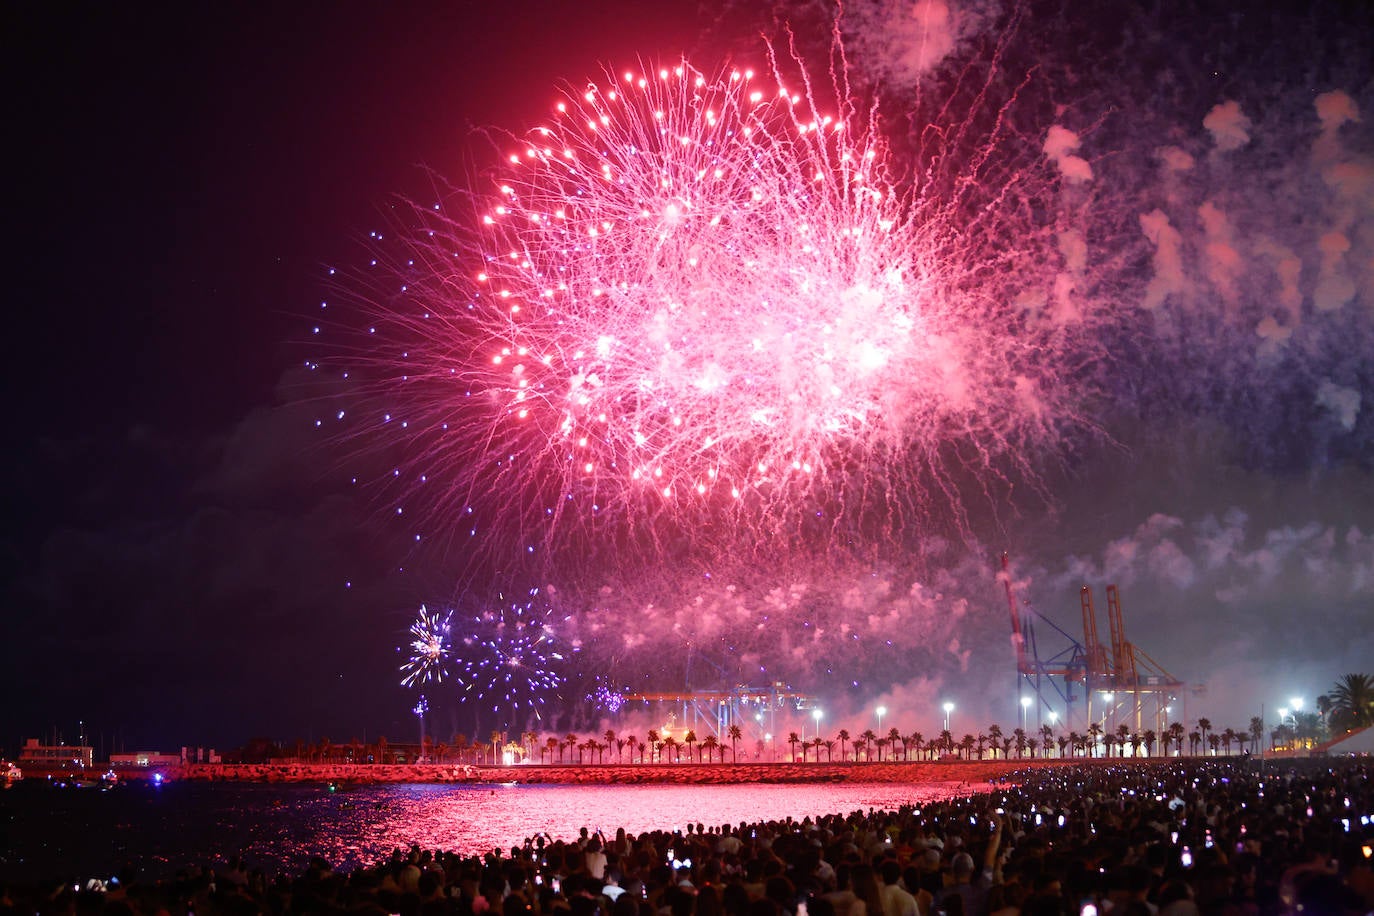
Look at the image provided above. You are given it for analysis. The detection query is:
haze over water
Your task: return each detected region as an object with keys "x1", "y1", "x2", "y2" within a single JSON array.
[{"x1": 1, "y1": 780, "x2": 971, "y2": 883}]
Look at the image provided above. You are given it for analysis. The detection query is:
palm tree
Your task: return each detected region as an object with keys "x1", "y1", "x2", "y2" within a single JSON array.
[
  {"x1": 1057, "y1": 734, "x2": 1070, "y2": 758},
  {"x1": 858, "y1": 729, "x2": 877, "y2": 761},
  {"x1": 1115, "y1": 724, "x2": 1130, "y2": 758},
  {"x1": 823, "y1": 739, "x2": 836, "y2": 762},
  {"x1": 563, "y1": 733, "x2": 578, "y2": 763},
  {"x1": 875, "y1": 737, "x2": 889, "y2": 762},
  {"x1": 702, "y1": 735, "x2": 719, "y2": 762},
  {"x1": 647, "y1": 730, "x2": 661, "y2": 762},
  {"x1": 1330, "y1": 673, "x2": 1374, "y2": 730},
  {"x1": 452, "y1": 733, "x2": 470, "y2": 763},
  {"x1": 959, "y1": 734, "x2": 976, "y2": 759},
  {"x1": 837, "y1": 729, "x2": 851, "y2": 762},
  {"x1": 623, "y1": 735, "x2": 637, "y2": 763},
  {"x1": 1026, "y1": 737, "x2": 1039, "y2": 758},
  {"x1": 1197, "y1": 718, "x2": 1212, "y2": 754},
  {"x1": 727, "y1": 724, "x2": 742, "y2": 761},
  {"x1": 974, "y1": 733, "x2": 987, "y2": 760},
  {"x1": 1188, "y1": 730, "x2": 1201, "y2": 756},
  {"x1": 908, "y1": 732, "x2": 924, "y2": 761},
  {"x1": 545, "y1": 736, "x2": 559, "y2": 763},
  {"x1": 887, "y1": 727, "x2": 903, "y2": 760},
  {"x1": 1067, "y1": 731, "x2": 1084, "y2": 757},
  {"x1": 684, "y1": 730, "x2": 698, "y2": 763},
  {"x1": 987, "y1": 724, "x2": 1004, "y2": 758},
  {"x1": 1219, "y1": 728, "x2": 1236, "y2": 755},
  {"x1": 1168, "y1": 722, "x2": 1186, "y2": 756},
  {"x1": 787, "y1": 731, "x2": 801, "y2": 762},
  {"x1": 604, "y1": 729, "x2": 617, "y2": 760},
  {"x1": 1086, "y1": 723, "x2": 1103, "y2": 757},
  {"x1": 1013, "y1": 728, "x2": 1027, "y2": 758},
  {"x1": 1248, "y1": 717, "x2": 1264, "y2": 754},
  {"x1": 938, "y1": 729, "x2": 954, "y2": 757},
  {"x1": 1040, "y1": 724, "x2": 1056, "y2": 757},
  {"x1": 663, "y1": 735, "x2": 680, "y2": 762}
]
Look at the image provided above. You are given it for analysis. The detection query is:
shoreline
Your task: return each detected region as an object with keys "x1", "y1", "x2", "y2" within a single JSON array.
[{"x1": 154, "y1": 756, "x2": 1138, "y2": 785}]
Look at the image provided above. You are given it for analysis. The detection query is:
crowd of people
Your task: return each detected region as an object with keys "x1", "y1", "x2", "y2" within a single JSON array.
[{"x1": 2, "y1": 758, "x2": 1370, "y2": 916}]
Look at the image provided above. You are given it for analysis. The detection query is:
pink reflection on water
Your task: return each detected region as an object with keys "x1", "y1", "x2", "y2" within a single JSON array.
[{"x1": 272, "y1": 781, "x2": 971, "y2": 868}]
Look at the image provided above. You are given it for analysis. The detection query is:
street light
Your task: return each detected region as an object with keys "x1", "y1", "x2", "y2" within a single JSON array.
[
  {"x1": 1020, "y1": 696, "x2": 1032, "y2": 730},
  {"x1": 876, "y1": 705, "x2": 887, "y2": 734},
  {"x1": 942, "y1": 701, "x2": 955, "y2": 732},
  {"x1": 812, "y1": 709, "x2": 824, "y2": 745}
]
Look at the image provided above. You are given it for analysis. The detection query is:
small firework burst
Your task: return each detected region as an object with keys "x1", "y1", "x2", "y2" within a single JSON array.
[
  {"x1": 588, "y1": 679, "x2": 628, "y2": 714},
  {"x1": 455, "y1": 590, "x2": 571, "y2": 718},
  {"x1": 400, "y1": 605, "x2": 453, "y2": 688}
]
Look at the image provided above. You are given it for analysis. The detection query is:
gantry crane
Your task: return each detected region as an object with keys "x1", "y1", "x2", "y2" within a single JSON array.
[
  {"x1": 620, "y1": 642, "x2": 816, "y2": 742},
  {"x1": 1002, "y1": 554, "x2": 1088, "y2": 729},
  {"x1": 1082, "y1": 583, "x2": 1185, "y2": 735},
  {"x1": 1003, "y1": 555, "x2": 1183, "y2": 736}
]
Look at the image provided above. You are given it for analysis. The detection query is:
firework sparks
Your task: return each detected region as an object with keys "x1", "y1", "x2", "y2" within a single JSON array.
[
  {"x1": 455, "y1": 590, "x2": 571, "y2": 718},
  {"x1": 588, "y1": 679, "x2": 629, "y2": 714},
  {"x1": 321, "y1": 48, "x2": 1101, "y2": 574},
  {"x1": 399, "y1": 605, "x2": 453, "y2": 688}
]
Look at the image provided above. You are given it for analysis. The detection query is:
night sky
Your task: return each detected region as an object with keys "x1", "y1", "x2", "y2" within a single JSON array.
[{"x1": 5, "y1": 1, "x2": 1372, "y2": 757}]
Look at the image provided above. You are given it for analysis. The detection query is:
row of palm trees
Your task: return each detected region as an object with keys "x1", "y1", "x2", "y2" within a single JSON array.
[
  {"x1": 272, "y1": 674, "x2": 1373, "y2": 766},
  {"x1": 493, "y1": 717, "x2": 1274, "y2": 765}
]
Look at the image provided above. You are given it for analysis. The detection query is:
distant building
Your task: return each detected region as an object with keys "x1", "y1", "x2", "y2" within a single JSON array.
[
  {"x1": 18, "y1": 738, "x2": 94, "y2": 768},
  {"x1": 109, "y1": 751, "x2": 187, "y2": 767}
]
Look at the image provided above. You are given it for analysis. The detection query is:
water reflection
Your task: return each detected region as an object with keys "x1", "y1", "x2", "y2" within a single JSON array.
[
  {"x1": 0, "y1": 780, "x2": 970, "y2": 882},
  {"x1": 258, "y1": 781, "x2": 966, "y2": 871}
]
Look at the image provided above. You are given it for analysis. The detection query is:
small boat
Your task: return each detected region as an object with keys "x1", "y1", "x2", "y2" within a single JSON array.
[{"x1": 2, "y1": 761, "x2": 21, "y2": 787}]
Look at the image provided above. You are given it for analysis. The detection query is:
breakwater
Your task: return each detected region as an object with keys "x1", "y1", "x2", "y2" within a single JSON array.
[{"x1": 169, "y1": 757, "x2": 1098, "y2": 785}]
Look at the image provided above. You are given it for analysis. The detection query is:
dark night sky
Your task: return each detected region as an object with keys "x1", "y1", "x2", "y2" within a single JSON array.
[
  {"x1": 4, "y1": 1, "x2": 1372, "y2": 756},
  {"x1": 3, "y1": 2, "x2": 715, "y2": 753}
]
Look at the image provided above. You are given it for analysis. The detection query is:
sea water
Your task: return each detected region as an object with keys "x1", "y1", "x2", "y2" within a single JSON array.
[{"x1": 0, "y1": 779, "x2": 970, "y2": 883}]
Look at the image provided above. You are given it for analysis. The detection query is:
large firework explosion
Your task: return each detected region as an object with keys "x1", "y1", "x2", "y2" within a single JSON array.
[
  {"x1": 318, "y1": 40, "x2": 1109, "y2": 580},
  {"x1": 315, "y1": 1, "x2": 1372, "y2": 731}
]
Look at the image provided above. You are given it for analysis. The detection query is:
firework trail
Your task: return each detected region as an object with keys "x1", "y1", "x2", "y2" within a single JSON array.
[
  {"x1": 399, "y1": 604, "x2": 453, "y2": 687},
  {"x1": 454, "y1": 590, "x2": 573, "y2": 719},
  {"x1": 320, "y1": 44, "x2": 1107, "y2": 576}
]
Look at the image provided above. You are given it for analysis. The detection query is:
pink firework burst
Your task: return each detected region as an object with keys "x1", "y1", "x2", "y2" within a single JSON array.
[{"x1": 320, "y1": 50, "x2": 1101, "y2": 574}]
